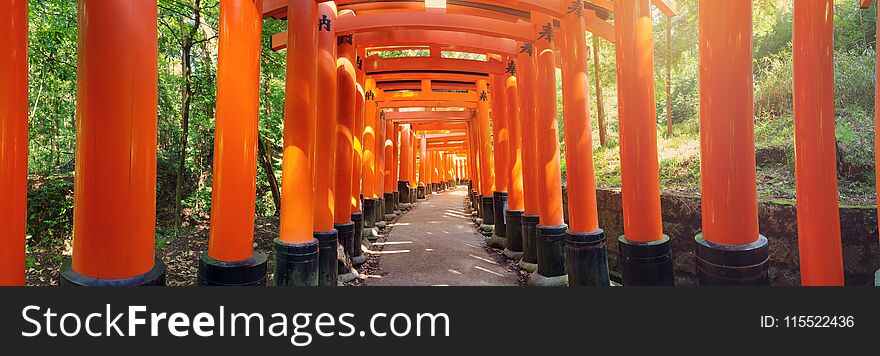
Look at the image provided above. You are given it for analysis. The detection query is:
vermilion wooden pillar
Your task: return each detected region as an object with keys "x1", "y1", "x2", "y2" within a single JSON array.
[
  {"x1": 362, "y1": 78, "x2": 381, "y2": 240},
  {"x1": 333, "y1": 19, "x2": 357, "y2": 283},
  {"x1": 0, "y1": 0, "x2": 28, "y2": 286},
  {"x1": 694, "y1": 0, "x2": 769, "y2": 286},
  {"x1": 383, "y1": 119, "x2": 397, "y2": 219},
  {"x1": 560, "y1": 3, "x2": 609, "y2": 286},
  {"x1": 418, "y1": 134, "x2": 428, "y2": 199},
  {"x1": 504, "y1": 59, "x2": 526, "y2": 260},
  {"x1": 529, "y1": 12, "x2": 567, "y2": 286},
  {"x1": 199, "y1": 0, "x2": 268, "y2": 286},
  {"x1": 399, "y1": 124, "x2": 413, "y2": 205},
  {"x1": 614, "y1": 0, "x2": 673, "y2": 286},
  {"x1": 489, "y1": 73, "x2": 510, "y2": 248},
  {"x1": 274, "y1": 0, "x2": 321, "y2": 287},
  {"x1": 476, "y1": 79, "x2": 496, "y2": 234},
  {"x1": 377, "y1": 111, "x2": 388, "y2": 223},
  {"x1": 312, "y1": 2, "x2": 339, "y2": 287},
  {"x1": 792, "y1": 0, "x2": 844, "y2": 286},
  {"x1": 350, "y1": 47, "x2": 367, "y2": 267},
  {"x1": 517, "y1": 41, "x2": 541, "y2": 273},
  {"x1": 392, "y1": 122, "x2": 401, "y2": 212},
  {"x1": 63, "y1": 0, "x2": 165, "y2": 286}
]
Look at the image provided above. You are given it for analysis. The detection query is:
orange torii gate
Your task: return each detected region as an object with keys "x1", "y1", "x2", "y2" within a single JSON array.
[{"x1": 1, "y1": 0, "x2": 862, "y2": 288}]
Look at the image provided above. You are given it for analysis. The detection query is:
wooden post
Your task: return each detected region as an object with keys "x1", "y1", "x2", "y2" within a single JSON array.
[{"x1": 0, "y1": 0, "x2": 28, "y2": 286}]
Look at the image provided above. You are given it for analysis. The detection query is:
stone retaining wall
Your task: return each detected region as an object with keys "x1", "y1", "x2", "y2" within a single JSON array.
[{"x1": 561, "y1": 187, "x2": 879, "y2": 286}]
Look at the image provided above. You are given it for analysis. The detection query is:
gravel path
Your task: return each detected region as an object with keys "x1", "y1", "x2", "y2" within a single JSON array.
[{"x1": 365, "y1": 187, "x2": 519, "y2": 286}]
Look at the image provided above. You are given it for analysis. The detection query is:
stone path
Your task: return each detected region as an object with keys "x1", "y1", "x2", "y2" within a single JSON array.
[{"x1": 364, "y1": 187, "x2": 519, "y2": 286}]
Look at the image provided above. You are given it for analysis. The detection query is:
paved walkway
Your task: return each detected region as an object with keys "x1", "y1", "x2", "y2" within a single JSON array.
[{"x1": 365, "y1": 187, "x2": 519, "y2": 286}]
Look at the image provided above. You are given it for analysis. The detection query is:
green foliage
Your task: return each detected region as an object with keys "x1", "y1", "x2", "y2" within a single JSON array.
[{"x1": 26, "y1": 176, "x2": 74, "y2": 245}]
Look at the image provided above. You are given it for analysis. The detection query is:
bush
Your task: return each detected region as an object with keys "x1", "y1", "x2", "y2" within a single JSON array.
[{"x1": 27, "y1": 175, "x2": 74, "y2": 245}]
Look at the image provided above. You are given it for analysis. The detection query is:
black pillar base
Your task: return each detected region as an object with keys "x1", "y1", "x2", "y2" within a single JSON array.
[
  {"x1": 492, "y1": 191, "x2": 508, "y2": 238},
  {"x1": 411, "y1": 188, "x2": 417, "y2": 203},
  {"x1": 417, "y1": 185, "x2": 426, "y2": 199},
  {"x1": 315, "y1": 230, "x2": 338, "y2": 286},
  {"x1": 197, "y1": 252, "x2": 267, "y2": 286},
  {"x1": 335, "y1": 222, "x2": 355, "y2": 274},
  {"x1": 351, "y1": 213, "x2": 366, "y2": 266},
  {"x1": 566, "y1": 229, "x2": 610, "y2": 286},
  {"x1": 503, "y1": 210, "x2": 524, "y2": 259},
  {"x1": 363, "y1": 198, "x2": 377, "y2": 228},
  {"x1": 527, "y1": 224, "x2": 568, "y2": 286},
  {"x1": 480, "y1": 195, "x2": 495, "y2": 226},
  {"x1": 60, "y1": 258, "x2": 167, "y2": 286},
  {"x1": 618, "y1": 235, "x2": 675, "y2": 286},
  {"x1": 273, "y1": 238, "x2": 319, "y2": 286},
  {"x1": 520, "y1": 214, "x2": 540, "y2": 272},
  {"x1": 393, "y1": 191, "x2": 401, "y2": 212},
  {"x1": 695, "y1": 233, "x2": 769, "y2": 286},
  {"x1": 398, "y1": 181, "x2": 411, "y2": 204},
  {"x1": 383, "y1": 192, "x2": 396, "y2": 217},
  {"x1": 475, "y1": 195, "x2": 483, "y2": 218}
]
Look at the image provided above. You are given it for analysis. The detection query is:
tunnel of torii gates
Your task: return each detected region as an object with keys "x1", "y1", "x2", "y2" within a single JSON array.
[{"x1": 1, "y1": 0, "x2": 877, "y2": 287}]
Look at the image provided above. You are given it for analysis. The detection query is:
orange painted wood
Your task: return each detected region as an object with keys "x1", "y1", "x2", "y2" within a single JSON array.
[
  {"x1": 560, "y1": 7, "x2": 600, "y2": 233},
  {"x1": 517, "y1": 41, "x2": 541, "y2": 216},
  {"x1": 384, "y1": 119, "x2": 395, "y2": 193},
  {"x1": 532, "y1": 12, "x2": 564, "y2": 227},
  {"x1": 278, "y1": 0, "x2": 318, "y2": 243},
  {"x1": 208, "y1": 0, "x2": 264, "y2": 261},
  {"x1": 505, "y1": 60, "x2": 525, "y2": 212},
  {"x1": 793, "y1": 0, "x2": 844, "y2": 286},
  {"x1": 272, "y1": 29, "x2": 519, "y2": 55},
  {"x1": 0, "y1": 0, "x2": 28, "y2": 285},
  {"x1": 334, "y1": 16, "x2": 357, "y2": 223},
  {"x1": 362, "y1": 78, "x2": 379, "y2": 199},
  {"x1": 313, "y1": 2, "x2": 339, "y2": 232},
  {"x1": 335, "y1": 12, "x2": 534, "y2": 42},
  {"x1": 400, "y1": 124, "x2": 412, "y2": 182},
  {"x1": 614, "y1": 0, "x2": 663, "y2": 242},
  {"x1": 352, "y1": 47, "x2": 367, "y2": 211},
  {"x1": 476, "y1": 80, "x2": 496, "y2": 196},
  {"x1": 72, "y1": 0, "x2": 159, "y2": 278},
  {"x1": 363, "y1": 56, "x2": 504, "y2": 74},
  {"x1": 491, "y1": 74, "x2": 510, "y2": 193},
  {"x1": 698, "y1": 0, "x2": 759, "y2": 246},
  {"x1": 392, "y1": 122, "x2": 400, "y2": 189}
]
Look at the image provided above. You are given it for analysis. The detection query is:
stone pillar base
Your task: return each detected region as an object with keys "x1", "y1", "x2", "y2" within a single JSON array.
[
  {"x1": 61, "y1": 258, "x2": 167, "y2": 286},
  {"x1": 695, "y1": 233, "x2": 769, "y2": 286},
  {"x1": 619, "y1": 235, "x2": 675, "y2": 286},
  {"x1": 566, "y1": 230, "x2": 610, "y2": 286},
  {"x1": 197, "y1": 253, "x2": 267, "y2": 286},
  {"x1": 273, "y1": 238, "x2": 319, "y2": 286}
]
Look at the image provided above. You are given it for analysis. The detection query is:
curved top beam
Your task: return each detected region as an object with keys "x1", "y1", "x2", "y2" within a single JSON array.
[
  {"x1": 335, "y1": 12, "x2": 536, "y2": 43},
  {"x1": 271, "y1": 28, "x2": 518, "y2": 54},
  {"x1": 263, "y1": 0, "x2": 566, "y2": 19},
  {"x1": 365, "y1": 56, "x2": 504, "y2": 75}
]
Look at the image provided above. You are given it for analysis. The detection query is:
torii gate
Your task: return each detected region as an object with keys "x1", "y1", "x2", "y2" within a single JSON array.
[{"x1": 0, "y1": 0, "x2": 859, "y2": 288}]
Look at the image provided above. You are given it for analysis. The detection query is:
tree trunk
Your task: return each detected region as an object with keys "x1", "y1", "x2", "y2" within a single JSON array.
[
  {"x1": 261, "y1": 79, "x2": 282, "y2": 216},
  {"x1": 666, "y1": 17, "x2": 673, "y2": 137},
  {"x1": 592, "y1": 35, "x2": 608, "y2": 147},
  {"x1": 174, "y1": 0, "x2": 201, "y2": 230},
  {"x1": 258, "y1": 134, "x2": 282, "y2": 217}
]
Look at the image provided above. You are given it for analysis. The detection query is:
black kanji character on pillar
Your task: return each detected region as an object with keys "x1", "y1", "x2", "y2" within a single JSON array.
[
  {"x1": 337, "y1": 34, "x2": 353, "y2": 45},
  {"x1": 520, "y1": 43, "x2": 534, "y2": 56},
  {"x1": 506, "y1": 60, "x2": 516, "y2": 75},
  {"x1": 357, "y1": 56, "x2": 363, "y2": 70},
  {"x1": 318, "y1": 15, "x2": 331, "y2": 32},
  {"x1": 479, "y1": 91, "x2": 489, "y2": 102},
  {"x1": 567, "y1": 1, "x2": 585, "y2": 18},
  {"x1": 366, "y1": 90, "x2": 375, "y2": 101},
  {"x1": 538, "y1": 23, "x2": 554, "y2": 43}
]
